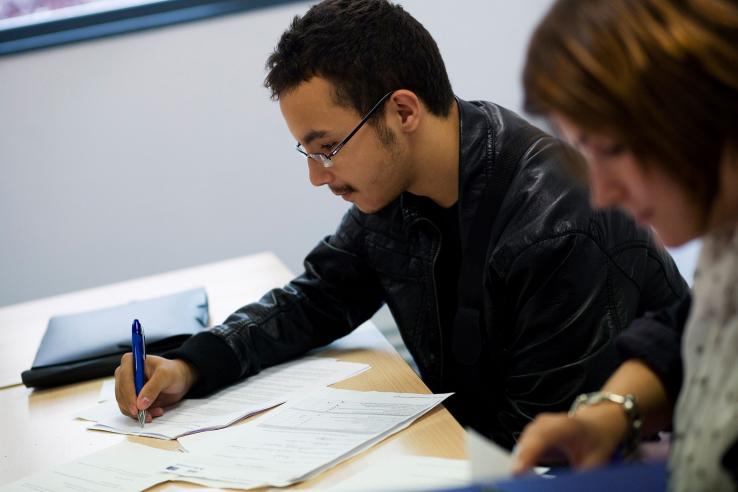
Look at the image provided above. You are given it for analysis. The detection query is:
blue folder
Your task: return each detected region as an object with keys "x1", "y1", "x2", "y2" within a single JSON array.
[{"x1": 21, "y1": 287, "x2": 209, "y2": 388}]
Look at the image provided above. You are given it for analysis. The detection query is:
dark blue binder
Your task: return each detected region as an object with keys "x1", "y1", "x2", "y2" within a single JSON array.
[{"x1": 21, "y1": 287, "x2": 209, "y2": 388}]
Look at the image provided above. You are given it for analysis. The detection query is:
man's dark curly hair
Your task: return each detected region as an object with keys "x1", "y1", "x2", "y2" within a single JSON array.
[{"x1": 265, "y1": 0, "x2": 454, "y2": 119}]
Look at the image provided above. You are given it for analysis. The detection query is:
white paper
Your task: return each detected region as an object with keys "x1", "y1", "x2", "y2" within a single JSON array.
[
  {"x1": 78, "y1": 357, "x2": 369, "y2": 440},
  {"x1": 466, "y1": 428, "x2": 552, "y2": 482},
  {"x1": 467, "y1": 427, "x2": 514, "y2": 482},
  {"x1": 165, "y1": 387, "x2": 452, "y2": 489},
  {"x1": 304, "y1": 455, "x2": 470, "y2": 491},
  {"x1": 0, "y1": 442, "x2": 176, "y2": 492},
  {"x1": 98, "y1": 378, "x2": 116, "y2": 402}
]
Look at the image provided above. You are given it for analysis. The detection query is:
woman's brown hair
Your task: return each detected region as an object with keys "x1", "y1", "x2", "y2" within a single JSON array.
[{"x1": 523, "y1": 0, "x2": 738, "y2": 213}]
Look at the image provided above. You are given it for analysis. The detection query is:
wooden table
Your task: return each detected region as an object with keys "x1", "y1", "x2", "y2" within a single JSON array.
[{"x1": 0, "y1": 253, "x2": 465, "y2": 489}]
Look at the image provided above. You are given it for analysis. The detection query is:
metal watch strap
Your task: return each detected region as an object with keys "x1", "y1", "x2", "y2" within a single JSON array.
[{"x1": 569, "y1": 391, "x2": 643, "y2": 456}]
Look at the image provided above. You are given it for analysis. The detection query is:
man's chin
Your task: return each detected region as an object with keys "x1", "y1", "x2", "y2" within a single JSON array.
[
  {"x1": 354, "y1": 203, "x2": 379, "y2": 214},
  {"x1": 353, "y1": 198, "x2": 391, "y2": 215},
  {"x1": 352, "y1": 196, "x2": 380, "y2": 214}
]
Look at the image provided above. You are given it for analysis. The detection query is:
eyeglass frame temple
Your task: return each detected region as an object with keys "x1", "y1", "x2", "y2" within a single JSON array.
[
  {"x1": 326, "y1": 91, "x2": 394, "y2": 157},
  {"x1": 295, "y1": 90, "x2": 395, "y2": 162}
]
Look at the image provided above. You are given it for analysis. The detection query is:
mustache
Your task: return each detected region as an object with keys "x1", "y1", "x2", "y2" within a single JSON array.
[{"x1": 330, "y1": 185, "x2": 355, "y2": 195}]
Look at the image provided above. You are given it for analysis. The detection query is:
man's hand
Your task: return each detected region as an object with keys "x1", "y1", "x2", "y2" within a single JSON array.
[{"x1": 114, "y1": 354, "x2": 198, "y2": 422}]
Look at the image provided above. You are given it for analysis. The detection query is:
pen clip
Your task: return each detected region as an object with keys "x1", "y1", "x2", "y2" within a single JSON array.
[{"x1": 141, "y1": 326, "x2": 146, "y2": 359}]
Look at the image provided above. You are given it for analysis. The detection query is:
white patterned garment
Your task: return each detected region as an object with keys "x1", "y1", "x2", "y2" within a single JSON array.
[{"x1": 670, "y1": 225, "x2": 738, "y2": 491}]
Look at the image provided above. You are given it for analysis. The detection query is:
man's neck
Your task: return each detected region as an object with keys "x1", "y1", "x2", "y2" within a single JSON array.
[{"x1": 406, "y1": 101, "x2": 460, "y2": 208}]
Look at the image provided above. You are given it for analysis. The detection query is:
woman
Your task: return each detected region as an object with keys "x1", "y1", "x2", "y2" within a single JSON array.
[{"x1": 511, "y1": 0, "x2": 738, "y2": 490}]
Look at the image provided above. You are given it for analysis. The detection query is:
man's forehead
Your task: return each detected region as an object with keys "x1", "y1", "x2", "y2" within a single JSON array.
[
  {"x1": 280, "y1": 77, "x2": 340, "y2": 110},
  {"x1": 279, "y1": 79, "x2": 359, "y2": 143}
]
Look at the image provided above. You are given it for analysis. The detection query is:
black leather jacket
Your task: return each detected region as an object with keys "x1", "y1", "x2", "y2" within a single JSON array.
[{"x1": 173, "y1": 98, "x2": 687, "y2": 447}]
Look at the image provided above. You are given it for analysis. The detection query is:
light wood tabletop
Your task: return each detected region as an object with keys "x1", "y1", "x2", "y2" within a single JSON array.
[{"x1": 0, "y1": 253, "x2": 466, "y2": 490}]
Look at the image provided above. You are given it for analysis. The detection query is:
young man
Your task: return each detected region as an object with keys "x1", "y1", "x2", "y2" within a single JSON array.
[{"x1": 115, "y1": 0, "x2": 686, "y2": 448}]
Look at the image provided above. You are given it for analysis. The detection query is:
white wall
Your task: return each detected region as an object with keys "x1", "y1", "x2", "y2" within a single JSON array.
[
  {"x1": 1, "y1": 0, "x2": 564, "y2": 307},
  {"x1": 4, "y1": 0, "x2": 700, "y2": 313}
]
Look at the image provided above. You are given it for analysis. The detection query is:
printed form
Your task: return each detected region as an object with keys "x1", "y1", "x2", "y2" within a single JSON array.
[
  {"x1": 77, "y1": 357, "x2": 369, "y2": 439},
  {"x1": 3, "y1": 388, "x2": 450, "y2": 491},
  {"x1": 0, "y1": 442, "x2": 177, "y2": 492},
  {"x1": 165, "y1": 387, "x2": 452, "y2": 489}
]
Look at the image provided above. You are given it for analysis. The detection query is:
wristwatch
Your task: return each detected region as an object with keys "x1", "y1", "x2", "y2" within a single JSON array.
[{"x1": 569, "y1": 391, "x2": 643, "y2": 457}]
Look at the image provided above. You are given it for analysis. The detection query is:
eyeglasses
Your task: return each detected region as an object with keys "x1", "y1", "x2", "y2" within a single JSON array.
[{"x1": 295, "y1": 91, "x2": 394, "y2": 168}]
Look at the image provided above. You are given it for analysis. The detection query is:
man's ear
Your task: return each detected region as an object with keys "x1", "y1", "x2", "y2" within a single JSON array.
[{"x1": 388, "y1": 90, "x2": 422, "y2": 133}]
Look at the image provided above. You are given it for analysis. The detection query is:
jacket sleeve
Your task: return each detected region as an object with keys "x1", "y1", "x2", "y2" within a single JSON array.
[
  {"x1": 615, "y1": 293, "x2": 691, "y2": 401},
  {"x1": 487, "y1": 231, "x2": 659, "y2": 446},
  {"x1": 167, "y1": 208, "x2": 385, "y2": 397}
]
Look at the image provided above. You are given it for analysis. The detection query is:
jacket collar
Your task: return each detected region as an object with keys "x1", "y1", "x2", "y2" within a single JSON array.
[{"x1": 400, "y1": 97, "x2": 496, "y2": 251}]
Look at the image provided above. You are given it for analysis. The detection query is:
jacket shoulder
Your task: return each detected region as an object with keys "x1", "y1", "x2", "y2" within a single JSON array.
[{"x1": 488, "y1": 134, "x2": 655, "y2": 277}]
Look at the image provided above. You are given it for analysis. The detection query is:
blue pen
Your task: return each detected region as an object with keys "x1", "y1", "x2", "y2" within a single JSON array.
[{"x1": 131, "y1": 319, "x2": 147, "y2": 428}]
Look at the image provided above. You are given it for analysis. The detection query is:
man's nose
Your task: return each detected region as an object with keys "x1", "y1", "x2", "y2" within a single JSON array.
[{"x1": 307, "y1": 158, "x2": 334, "y2": 187}]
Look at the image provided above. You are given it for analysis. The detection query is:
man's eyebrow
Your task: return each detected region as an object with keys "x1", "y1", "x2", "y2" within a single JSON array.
[{"x1": 301, "y1": 130, "x2": 330, "y2": 146}]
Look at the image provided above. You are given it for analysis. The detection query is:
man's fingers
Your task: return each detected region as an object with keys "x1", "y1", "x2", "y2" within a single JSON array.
[
  {"x1": 114, "y1": 353, "x2": 138, "y2": 417},
  {"x1": 115, "y1": 355, "x2": 189, "y2": 421},
  {"x1": 149, "y1": 407, "x2": 165, "y2": 417},
  {"x1": 116, "y1": 354, "x2": 168, "y2": 417},
  {"x1": 135, "y1": 361, "x2": 173, "y2": 411}
]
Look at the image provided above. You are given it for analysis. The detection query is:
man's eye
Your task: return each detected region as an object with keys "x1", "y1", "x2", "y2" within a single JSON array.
[{"x1": 321, "y1": 142, "x2": 337, "y2": 150}]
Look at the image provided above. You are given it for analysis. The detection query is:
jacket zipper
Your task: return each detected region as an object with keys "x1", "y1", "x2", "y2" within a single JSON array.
[{"x1": 417, "y1": 217, "x2": 445, "y2": 391}]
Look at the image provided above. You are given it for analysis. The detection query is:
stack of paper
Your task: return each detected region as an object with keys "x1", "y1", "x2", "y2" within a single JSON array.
[
  {"x1": 77, "y1": 357, "x2": 369, "y2": 439},
  {"x1": 3, "y1": 388, "x2": 451, "y2": 491},
  {"x1": 164, "y1": 387, "x2": 452, "y2": 489}
]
